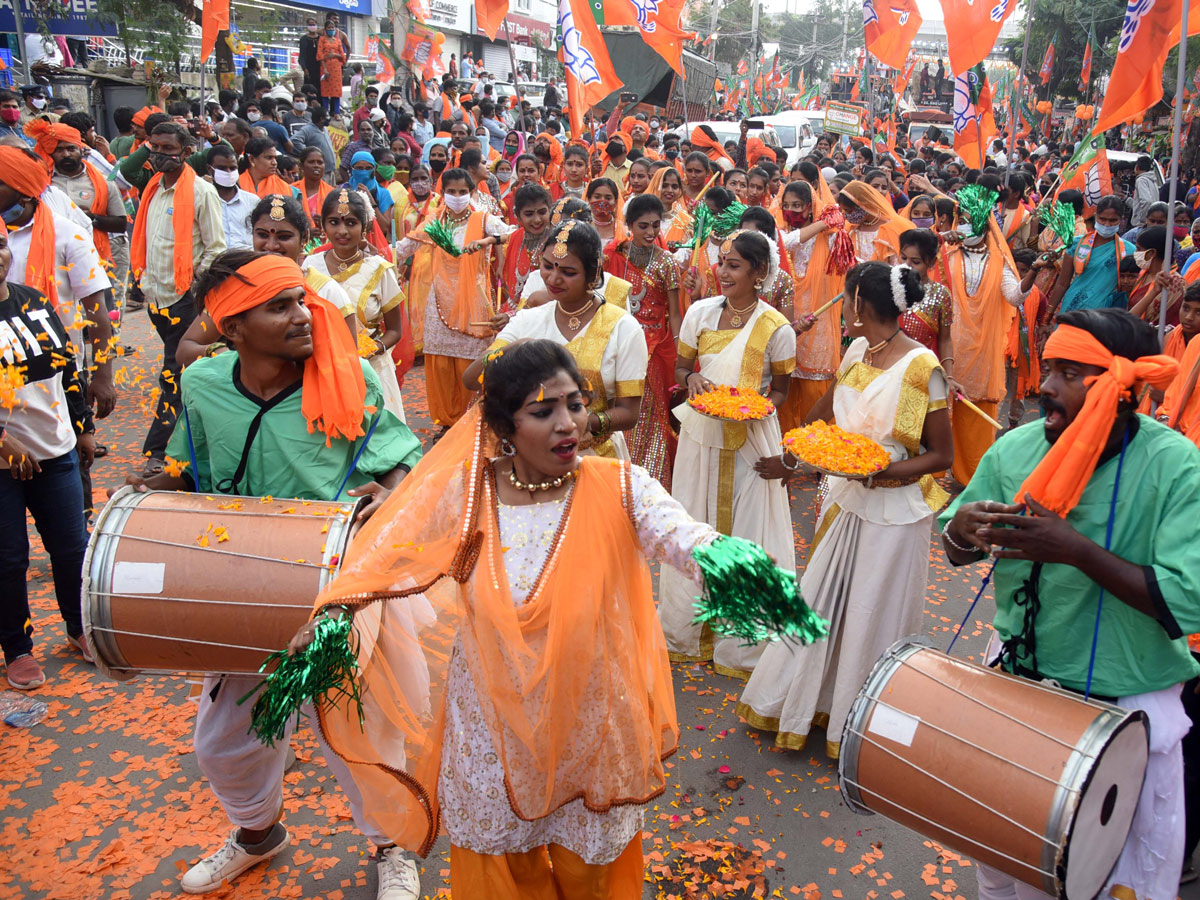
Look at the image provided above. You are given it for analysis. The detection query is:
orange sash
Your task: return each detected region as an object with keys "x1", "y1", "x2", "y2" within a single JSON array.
[
  {"x1": 239, "y1": 170, "x2": 296, "y2": 199},
  {"x1": 408, "y1": 208, "x2": 492, "y2": 339},
  {"x1": 131, "y1": 162, "x2": 197, "y2": 298},
  {"x1": 948, "y1": 236, "x2": 1016, "y2": 402}
]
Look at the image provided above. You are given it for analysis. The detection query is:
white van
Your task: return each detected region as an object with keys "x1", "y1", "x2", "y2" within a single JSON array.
[
  {"x1": 668, "y1": 120, "x2": 784, "y2": 165},
  {"x1": 760, "y1": 111, "x2": 828, "y2": 166}
]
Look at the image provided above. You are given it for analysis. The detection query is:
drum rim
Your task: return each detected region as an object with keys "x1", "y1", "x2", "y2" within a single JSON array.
[
  {"x1": 82, "y1": 485, "x2": 143, "y2": 683},
  {"x1": 1053, "y1": 708, "x2": 1149, "y2": 900},
  {"x1": 837, "y1": 635, "x2": 930, "y2": 814}
]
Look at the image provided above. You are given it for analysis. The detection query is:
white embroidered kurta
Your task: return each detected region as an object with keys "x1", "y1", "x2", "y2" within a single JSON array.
[{"x1": 438, "y1": 465, "x2": 715, "y2": 863}]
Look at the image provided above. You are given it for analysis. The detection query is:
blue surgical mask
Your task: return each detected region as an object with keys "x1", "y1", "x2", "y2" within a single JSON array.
[
  {"x1": 911, "y1": 215, "x2": 935, "y2": 228},
  {"x1": 1095, "y1": 222, "x2": 1120, "y2": 238},
  {"x1": 1, "y1": 200, "x2": 25, "y2": 224}
]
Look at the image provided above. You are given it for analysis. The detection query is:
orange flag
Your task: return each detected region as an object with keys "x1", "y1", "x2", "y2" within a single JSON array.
[
  {"x1": 863, "y1": 0, "x2": 922, "y2": 69},
  {"x1": 938, "y1": 0, "x2": 1018, "y2": 76},
  {"x1": 600, "y1": 0, "x2": 695, "y2": 75},
  {"x1": 476, "y1": 0, "x2": 511, "y2": 41},
  {"x1": 953, "y1": 64, "x2": 996, "y2": 168},
  {"x1": 558, "y1": 0, "x2": 623, "y2": 139},
  {"x1": 201, "y1": 0, "x2": 230, "y2": 61},
  {"x1": 1093, "y1": 0, "x2": 1200, "y2": 135}
]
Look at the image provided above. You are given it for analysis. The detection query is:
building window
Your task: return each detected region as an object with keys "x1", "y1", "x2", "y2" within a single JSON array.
[{"x1": 516, "y1": 0, "x2": 531, "y2": 11}]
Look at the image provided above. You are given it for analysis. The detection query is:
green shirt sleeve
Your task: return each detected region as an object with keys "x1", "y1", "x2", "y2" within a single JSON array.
[
  {"x1": 1142, "y1": 439, "x2": 1200, "y2": 638},
  {"x1": 938, "y1": 433, "x2": 1008, "y2": 533},
  {"x1": 117, "y1": 145, "x2": 152, "y2": 193}
]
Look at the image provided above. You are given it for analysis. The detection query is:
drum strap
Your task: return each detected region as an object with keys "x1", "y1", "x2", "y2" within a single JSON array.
[{"x1": 216, "y1": 373, "x2": 302, "y2": 495}]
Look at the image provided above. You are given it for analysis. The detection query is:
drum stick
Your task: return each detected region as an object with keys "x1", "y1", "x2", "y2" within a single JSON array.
[
  {"x1": 954, "y1": 392, "x2": 1003, "y2": 430},
  {"x1": 811, "y1": 292, "x2": 845, "y2": 318}
]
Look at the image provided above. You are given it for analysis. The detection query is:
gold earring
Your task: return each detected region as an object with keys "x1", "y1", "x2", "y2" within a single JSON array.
[{"x1": 852, "y1": 295, "x2": 863, "y2": 327}]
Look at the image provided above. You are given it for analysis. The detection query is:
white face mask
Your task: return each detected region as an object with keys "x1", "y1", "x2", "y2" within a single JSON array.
[
  {"x1": 1134, "y1": 249, "x2": 1151, "y2": 269},
  {"x1": 247, "y1": 111, "x2": 261, "y2": 122},
  {"x1": 443, "y1": 193, "x2": 471, "y2": 213},
  {"x1": 31, "y1": 97, "x2": 46, "y2": 110},
  {"x1": 212, "y1": 168, "x2": 240, "y2": 188},
  {"x1": 956, "y1": 222, "x2": 974, "y2": 238},
  {"x1": 293, "y1": 101, "x2": 307, "y2": 113},
  {"x1": 497, "y1": 171, "x2": 512, "y2": 183},
  {"x1": 390, "y1": 98, "x2": 404, "y2": 108}
]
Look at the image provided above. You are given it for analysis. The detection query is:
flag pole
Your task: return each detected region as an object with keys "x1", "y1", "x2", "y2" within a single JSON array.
[
  {"x1": 1005, "y1": 0, "x2": 1034, "y2": 188},
  {"x1": 1160, "y1": 2, "x2": 1189, "y2": 345}
]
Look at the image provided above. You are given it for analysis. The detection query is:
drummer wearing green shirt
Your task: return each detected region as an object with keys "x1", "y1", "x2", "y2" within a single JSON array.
[
  {"x1": 125, "y1": 249, "x2": 425, "y2": 899},
  {"x1": 940, "y1": 308, "x2": 1196, "y2": 900}
]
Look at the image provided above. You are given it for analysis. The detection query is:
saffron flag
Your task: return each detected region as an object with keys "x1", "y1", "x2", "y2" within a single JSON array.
[
  {"x1": 953, "y1": 63, "x2": 996, "y2": 168},
  {"x1": 558, "y1": 0, "x2": 623, "y2": 140},
  {"x1": 737, "y1": 59, "x2": 748, "y2": 75},
  {"x1": 1055, "y1": 132, "x2": 1112, "y2": 213},
  {"x1": 1080, "y1": 28, "x2": 1094, "y2": 89},
  {"x1": 1039, "y1": 34, "x2": 1056, "y2": 85},
  {"x1": 407, "y1": 0, "x2": 430, "y2": 20},
  {"x1": 598, "y1": 0, "x2": 696, "y2": 75},
  {"x1": 201, "y1": 0, "x2": 230, "y2": 61},
  {"x1": 476, "y1": 0, "x2": 510, "y2": 40},
  {"x1": 1093, "y1": 0, "x2": 1200, "y2": 136},
  {"x1": 863, "y1": 0, "x2": 922, "y2": 69},
  {"x1": 938, "y1": 0, "x2": 1018, "y2": 75},
  {"x1": 401, "y1": 29, "x2": 436, "y2": 78}
]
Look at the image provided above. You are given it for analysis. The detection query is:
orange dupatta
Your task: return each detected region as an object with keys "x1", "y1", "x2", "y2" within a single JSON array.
[
  {"x1": 1005, "y1": 284, "x2": 1043, "y2": 397},
  {"x1": 131, "y1": 162, "x2": 198, "y2": 297},
  {"x1": 1019, "y1": 325, "x2": 1177, "y2": 514},
  {"x1": 239, "y1": 170, "x2": 296, "y2": 199},
  {"x1": 315, "y1": 407, "x2": 678, "y2": 855},
  {"x1": 690, "y1": 126, "x2": 735, "y2": 168},
  {"x1": 946, "y1": 219, "x2": 1018, "y2": 403},
  {"x1": 407, "y1": 205, "x2": 493, "y2": 340},
  {"x1": 793, "y1": 183, "x2": 843, "y2": 379},
  {"x1": 0, "y1": 146, "x2": 57, "y2": 309},
  {"x1": 206, "y1": 255, "x2": 366, "y2": 443}
]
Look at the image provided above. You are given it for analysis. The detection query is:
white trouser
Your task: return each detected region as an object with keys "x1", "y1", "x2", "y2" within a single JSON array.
[
  {"x1": 192, "y1": 674, "x2": 390, "y2": 844},
  {"x1": 977, "y1": 684, "x2": 1189, "y2": 900}
]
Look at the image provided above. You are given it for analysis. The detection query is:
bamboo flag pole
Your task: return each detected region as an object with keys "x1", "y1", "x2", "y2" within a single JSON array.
[
  {"x1": 1159, "y1": 0, "x2": 1190, "y2": 350},
  {"x1": 955, "y1": 391, "x2": 1004, "y2": 429}
]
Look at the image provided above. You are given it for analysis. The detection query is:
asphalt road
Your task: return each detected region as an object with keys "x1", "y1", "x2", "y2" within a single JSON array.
[{"x1": 1, "y1": 312, "x2": 1192, "y2": 900}]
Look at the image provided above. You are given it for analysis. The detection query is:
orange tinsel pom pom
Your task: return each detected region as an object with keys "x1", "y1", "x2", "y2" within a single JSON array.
[
  {"x1": 688, "y1": 385, "x2": 776, "y2": 421},
  {"x1": 782, "y1": 421, "x2": 891, "y2": 476}
]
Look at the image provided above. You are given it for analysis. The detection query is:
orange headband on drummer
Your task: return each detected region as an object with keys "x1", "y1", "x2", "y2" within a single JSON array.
[
  {"x1": 206, "y1": 255, "x2": 367, "y2": 444},
  {"x1": 1014, "y1": 324, "x2": 1177, "y2": 516}
]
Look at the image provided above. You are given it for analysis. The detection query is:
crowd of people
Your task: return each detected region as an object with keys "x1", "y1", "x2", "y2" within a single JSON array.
[{"x1": 1, "y1": 54, "x2": 1199, "y2": 900}]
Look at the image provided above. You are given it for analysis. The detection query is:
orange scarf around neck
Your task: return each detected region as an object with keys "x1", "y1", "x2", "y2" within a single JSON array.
[{"x1": 131, "y1": 162, "x2": 197, "y2": 297}]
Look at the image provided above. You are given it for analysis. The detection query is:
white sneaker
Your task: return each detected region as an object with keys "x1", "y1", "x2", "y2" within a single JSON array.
[
  {"x1": 376, "y1": 845, "x2": 420, "y2": 900},
  {"x1": 180, "y1": 825, "x2": 290, "y2": 894}
]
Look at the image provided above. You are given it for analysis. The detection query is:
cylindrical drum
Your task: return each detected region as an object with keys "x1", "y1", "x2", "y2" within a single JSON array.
[
  {"x1": 838, "y1": 640, "x2": 1149, "y2": 900},
  {"x1": 83, "y1": 487, "x2": 361, "y2": 681}
]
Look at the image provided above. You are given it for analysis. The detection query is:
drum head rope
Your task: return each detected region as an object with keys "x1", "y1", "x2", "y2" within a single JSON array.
[{"x1": 944, "y1": 421, "x2": 1132, "y2": 703}]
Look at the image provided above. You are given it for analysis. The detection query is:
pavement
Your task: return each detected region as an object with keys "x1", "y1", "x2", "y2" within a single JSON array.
[{"x1": 0, "y1": 310, "x2": 1194, "y2": 900}]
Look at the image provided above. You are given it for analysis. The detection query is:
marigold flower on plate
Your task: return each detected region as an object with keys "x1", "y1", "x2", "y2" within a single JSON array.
[
  {"x1": 688, "y1": 385, "x2": 775, "y2": 421},
  {"x1": 782, "y1": 421, "x2": 891, "y2": 477},
  {"x1": 356, "y1": 330, "x2": 379, "y2": 359}
]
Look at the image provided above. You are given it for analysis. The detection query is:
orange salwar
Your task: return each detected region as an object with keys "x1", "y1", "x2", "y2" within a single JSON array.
[
  {"x1": 425, "y1": 354, "x2": 473, "y2": 426},
  {"x1": 780, "y1": 378, "x2": 833, "y2": 434},
  {"x1": 951, "y1": 399, "x2": 998, "y2": 485},
  {"x1": 450, "y1": 837, "x2": 643, "y2": 900}
]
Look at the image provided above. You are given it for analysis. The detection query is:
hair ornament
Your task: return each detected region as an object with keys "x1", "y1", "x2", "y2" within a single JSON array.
[
  {"x1": 891, "y1": 264, "x2": 910, "y2": 314},
  {"x1": 552, "y1": 220, "x2": 577, "y2": 259},
  {"x1": 336, "y1": 189, "x2": 350, "y2": 216},
  {"x1": 269, "y1": 195, "x2": 286, "y2": 221}
]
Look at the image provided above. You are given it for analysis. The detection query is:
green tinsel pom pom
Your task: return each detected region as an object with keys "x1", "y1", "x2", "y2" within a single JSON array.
[
  {"x1": 240, "y1": 612, "x2": 365, "y2": 747},
  {"x1": 1037, "y1": 200, "x2": 1077, "y2": 247},
  {"x1": 683, "y1": 199, "x2": 748, "y2": 250},
  {"x1": 955, "y1": 183, "x2": 999, "y2": 239},
  {"x1": 424, "y1": 218, "x2": 462, "y2": 257},
  {"x1": 690, "y1": 536, "x2": 830, "y2": 646}
]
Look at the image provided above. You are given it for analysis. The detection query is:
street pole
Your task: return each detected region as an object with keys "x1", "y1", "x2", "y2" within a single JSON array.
[
  {"x1": 503, "y1": 18, "x2": 522, "y2": 107},
  {"x1": 841, "y1": 0, "x2": 848, "y2": 62},
  {"x1": 709, "y1": 0, "x2": 719, "y2": 64},
  {"x1": 1004, "y1": 0, "x2": 1034, "y2": 188},
  {"x1": 750, "y1": 0, "x2": 760, "y2": 103},
  {"x1": 1160, "y1": 8, "x2": 1190, "y2": 345},
  {"x1": 12, "y1": 7, "x2": 27, "y2": 86}
]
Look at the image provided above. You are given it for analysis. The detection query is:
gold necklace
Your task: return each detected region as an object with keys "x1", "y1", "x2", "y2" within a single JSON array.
[
  {"x1": 726, "y1": 296, "x2": 757, "y2": 328},
  {"x1": 443, "y1": 207, "x2": 472, "y2": 226},
  {"x1": 508, "y1": 464, "x2": 576, "y2": 493},
  {"x1": 865, "y1": 327, "x2": 902, "y2": 361},
  {"x1": 559, "y1": 296, "x2": 595, "y2": 331},
  {"x1": 330, "y1": 247, "x2": 362, "y2": 272}
]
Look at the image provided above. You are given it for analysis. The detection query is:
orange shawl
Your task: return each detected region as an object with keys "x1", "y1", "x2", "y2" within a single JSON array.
[
  {"x1": 0, "y1": 146, "x2": 57, "y2": 309},
  {"x1": 302, "y1": 179, "x2": 334, "y2": 227},
  {"x1": 1005, "y1": 284, "x2": 1043, "y2": 397},
  {"x1": 1019, "y1": 325, "x2": 1177, "y2": 514},
  {"x1": 407, "y1": 206, "x2": 493, "y2": 340},
  {"x1": 205, "y1": 255, "x2": 366, "y2": 443},
  {"x1": 1160, "y1": 329, "x2": 1200, "y2": 444},
  {"x1": 946, "y1": 220, "x2": 1018, "y2": 403},
  {"x1": 239, "y1": 169, "x2": 296, "y2": 199},
  {"x1": 535, "y1": 133, "x2": 562, "y2": 184},
  {"x1": 131, "y1": 162, "x2": 198, "y2": 297},
  {"x1": 793, "y1": 185, "x2": 843, "y2": 379},
  {"x1": 690, "y1": 126, "x2": 735, "y2": 168},
  {"x1": 839, "y1": 180, "x2": 913, "y2": 261},
  {"x1": 25, "y1": 120, "x2": 115, "y2": 264},
  {"x1": 315, "y1": 407, "x2": 677, "y2": 855}
]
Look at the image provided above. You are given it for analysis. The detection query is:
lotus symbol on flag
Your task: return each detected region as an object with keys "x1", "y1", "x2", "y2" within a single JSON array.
[
  {"x1": 953, "y1": 80, "x2": 973, "y2": 132},
  {"x1": 1118, "y1": 0, "x2": 1156, "y2": 53},
  {"x1": 631, "y1": 0, "x2": 661, "y2": 32},
  {"x1": 989, "y1": 0, "x2": 1012, "y2": 23},
  {"x1": 895, "y1": 8, "x2": 910, "y2": 24},
  {"x1": 862, "y1": 0, "x2": 879, "y2": 27},
  {"x1": 561, "y1": 10, "x2": 603, "y2": 85}
]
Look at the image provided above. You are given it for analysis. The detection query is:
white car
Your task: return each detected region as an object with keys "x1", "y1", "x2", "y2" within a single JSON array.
[
  {"x1": 760, "y1": 111, "x2": 828, "y2": 166},
  {"x1": 669, "y1": 120, "x2": 784, "y2": 165}
]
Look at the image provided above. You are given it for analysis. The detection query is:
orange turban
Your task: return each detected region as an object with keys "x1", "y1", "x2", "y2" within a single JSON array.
[
  {"x1": 0, "y1": 145, "x2": 56, "y2": 309},
  {"x1": 23, "y1": 119, "x2": 84, "y2": 169},
  {"x1": 1015, "y1": 324, "x2": 1178, "y2": 515},
  {"x1": 205, "y1": 255, "x2": 368, "y2": 444},
  {"x1": 132, "y1": 106, "x2": 163, "y2": 128},
  {"x1": 746, "y1": 137, "x2": 774, "y2": 167},
  {"x1": 690, "y1": 125, "x2": 734, "y2": 167}
]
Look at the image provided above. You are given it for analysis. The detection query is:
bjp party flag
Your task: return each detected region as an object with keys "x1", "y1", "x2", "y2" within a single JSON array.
[
  {"x1": 598, "y1": 0, "x2": 696, "y2": 75},
  {"x1": 559, "y1": 0, "x2": 623, "y2": 140},
  {"x1": 863, "y1": 0, "x2": 922, "y2": 69},
  {"x1": 938, "y1": 0, "x2": 1018, "y2": 75}
]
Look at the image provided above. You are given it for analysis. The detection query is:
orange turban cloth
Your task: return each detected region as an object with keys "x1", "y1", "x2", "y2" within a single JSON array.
[
  {"x1": 24, "y1": 119, "x2": 84, "y2": 166},
  {"x1": 746, "y1": 136, "x2": 774, "y2": 167},
  {"x1": 0, "y1": 145, "x2": 56, "y2": 309},
  {"x1": 205, "y1": 255, "x2": 367, "y2": 444},
  {"x1": 132, "y1": 106, "x2": 163, "y2": 128},
  {"x1": 1015, "y1": 324, "x2": 1179, "y2": 515}
]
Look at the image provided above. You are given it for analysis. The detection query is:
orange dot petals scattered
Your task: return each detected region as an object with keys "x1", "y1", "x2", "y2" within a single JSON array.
[
  {"x1": 688, "y1": 385, "x2": 776, "y2": 421},
  {"x1": 782, "y1": 422, "x2": 891, "y2": 477}
]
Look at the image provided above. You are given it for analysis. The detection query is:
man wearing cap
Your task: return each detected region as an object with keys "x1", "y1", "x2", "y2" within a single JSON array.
[
  {"x1": 351, "y1": 84, "x2": 381, "y2": 137},
  {"x1": 18, "y1": 85, "x2": 49, "y2": 125},
  {"x1": 129, "y1": 122, "x2": 226, "y2": 476},
  {"x1": 126, "y1": 249, "x2": 423, "y2": 900},
  {"x1": 941, "y1": 308, "x2": 1198, "y2": 900}
]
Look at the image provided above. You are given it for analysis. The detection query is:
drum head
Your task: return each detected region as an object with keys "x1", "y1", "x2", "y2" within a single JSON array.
[{"x1": 1062, "y1": 712, "x2": 1148, "y2": 900}]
